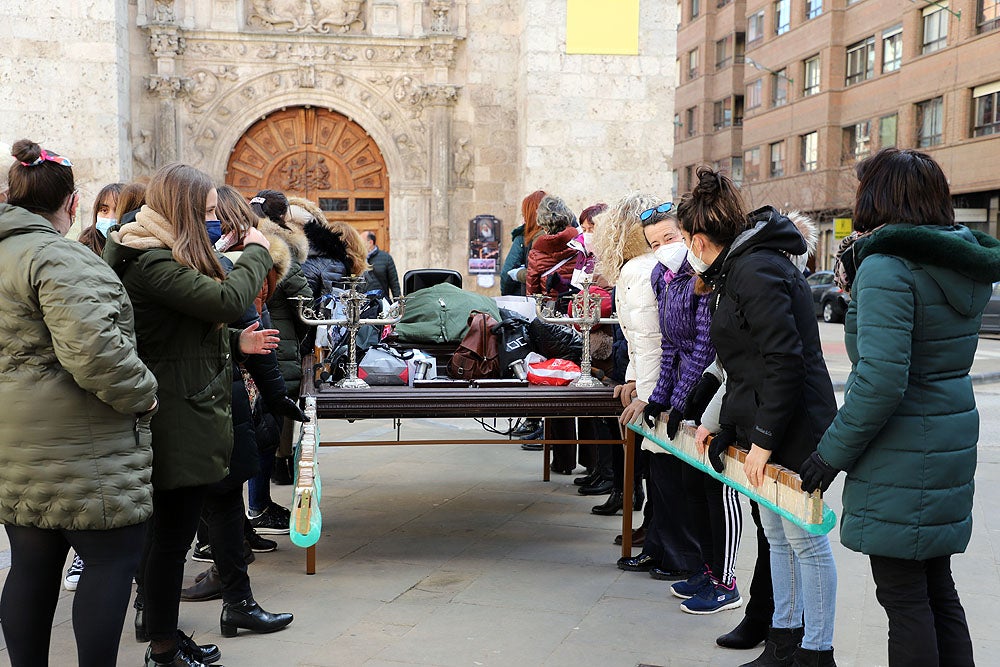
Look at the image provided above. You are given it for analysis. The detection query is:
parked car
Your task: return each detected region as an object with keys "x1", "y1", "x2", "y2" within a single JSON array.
[
  {"x1": 806, "y1": 270, "x2": 851, "y2": 323},
  {"x1": 982, "y1": 282, "x2": 1000, "y2": 334}
]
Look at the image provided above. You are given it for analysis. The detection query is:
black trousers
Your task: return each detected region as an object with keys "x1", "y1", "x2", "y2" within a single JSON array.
[
  {"x1": 744, "y1": 500, "x2": 775, "y2": 626},
  {"x1": 642, "y1": 453, "x2": 702, "y2": 571},
  {"x1": 682, "y1": 466, "x2": 743, "y2": 586},
  {"x1": 548, "y1": 417, "x2": 578, "y2": 473},
  {"x1": 869, "y1": 554, "x2": 974, "y2": 667},
  {"x1": 202, "y1": 486, "x2": 253, "y2": 604},
  {"x1": 138, "y1": 485, "x2": 209, "y2": 642},
  {"x1": 577, "y1": 417, "x2": 617, "y2": 480},
  {"x1": 1, "y1": 522, "x2": 145, "y2": 667}
]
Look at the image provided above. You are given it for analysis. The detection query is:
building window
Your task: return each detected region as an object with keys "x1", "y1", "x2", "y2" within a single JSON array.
[
  {"x1": 691, "y1": 0, "x2": 700, "y2": 20},
  {"x1": 744, "y1": 147, "x2": 761, "y2": 181},
  {"x1": 674, "y1": 114, "x2": 681, "y2": 142},
  {"x1": 973, "y1": 82, "x2": 1000, "y2": 137},
  {"x1": 735, "y1": 32, "x2": 746, "y2": 63},
  {"x1": 732, "y1": 156, "x2": 744, "y2": 185},
  {"x1": 774, "y1": 0, "x2": 790, "y2": 35},
  {"x1": 716, "y1": 36, "x2": 732, "y2": 70},
  {"x1": 801, "y1": 132, "x2": 819, "y2": 171},
  {"x1": 355, "y1": 198, "x2": 385, "y2": 212},
  {"x1": 770, "y1": 141, "x2": 785, "y2": 177},
  {"x1": 882, "y1": 26, "x2": 902, "y2": 72},
  {"x1": 734, "y1": 95, "x2": 745, "y2": 126},
  {"x1": 845, "y1": 37, "x2": 875, "y2": 86},
  {"x1": 718, "y1": 0, "x2": 732, "y2": 6},
  {"x1": 803, "y1": 56, "x2": 820, "y2": 96},
  {"x1": 979, "y1": 0, "x2": 1000, "y2": 33},
  {"x1": 685, "y1": 165, "x2": 695, "y2": 190},
  {"x1": 686, "y1": 107, "x2": 697, "y2": 137},
  {"x1": 843, "y1": 121, "x2": 872, "y2": 162},
  {"x1": 688, "y1": 48, "x2": 699, "y2": 80},
  {"x1": 772, "y1": 70, "x2": 788, "y2": 107},
  {"x1": 916, "y1": 97, "x2": 944, "y2": 147},
  {"x1": 922, "y1": 4, "x2": 948, "y2": 54},
  {"x1": 747, "y1": 79, "x2": 763, "y2": 109},
  {"x1": 805, "y1": 0, "x2": 822, "y2": 19},
  {"x1": 714, "y1": 97, "x2": 733, "y2": 129},
  {"x1": 879, "y1": 114, "x2": 898, "y2": 147},
  {"x1": 747, "y1": 10, "x2": 765, "y2": 43}
]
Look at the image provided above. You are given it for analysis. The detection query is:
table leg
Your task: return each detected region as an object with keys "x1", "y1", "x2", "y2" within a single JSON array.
[
  {"x1": 306, "y1": 544, "x2": 316, "y2": 575},
  {"x1": 621, "y1": 428, "x2": 635, "y2": 558},
  {"x1": 543, "y1": 418, "x2": 551, "y2": 482}
]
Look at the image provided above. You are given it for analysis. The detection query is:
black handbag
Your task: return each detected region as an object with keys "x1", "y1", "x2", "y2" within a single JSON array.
[
  {"x1": 492, "y1": 314, "x2": 532, "y2": 376},
  {"x1": 527, "y1": 317, "x2": 583, "y2": 363}
]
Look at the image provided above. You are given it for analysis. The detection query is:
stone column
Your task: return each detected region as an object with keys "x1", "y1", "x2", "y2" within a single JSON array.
[
  {"x1": 421, "y1": 83, "x2": 460, "y2": 268},
  {"x1": 143, "y1": 3, "x2": 188, "y2": 167}
]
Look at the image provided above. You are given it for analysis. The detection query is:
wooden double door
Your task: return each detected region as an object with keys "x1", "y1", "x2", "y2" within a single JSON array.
[{"x1": 225, "y1": 107, "x2": 390, "y2": 250}]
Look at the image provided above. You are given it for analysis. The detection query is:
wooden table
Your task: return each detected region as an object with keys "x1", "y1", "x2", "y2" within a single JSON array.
[{"x1": 301, "y1": 372, "x2": 637, "y2": 573}]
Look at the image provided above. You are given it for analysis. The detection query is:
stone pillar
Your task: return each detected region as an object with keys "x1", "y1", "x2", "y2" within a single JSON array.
[
  {"x1": 421, "y1": 83, "x2": 460, "y2": 268},
  {"x1": 143, "y1": 2, "x2": 189, "y2": 167}
]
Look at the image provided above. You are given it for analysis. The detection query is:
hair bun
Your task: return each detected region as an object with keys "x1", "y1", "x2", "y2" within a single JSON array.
[
  {"x1": 11, "y1": 139, "x2": 41, "y2": 165},
  {"x1": 694, "y1": 166, "x2": 722, "y2": 200}
]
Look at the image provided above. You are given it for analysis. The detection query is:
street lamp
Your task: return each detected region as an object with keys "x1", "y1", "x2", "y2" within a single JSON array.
[
  {"x1": 908, "y1": 0, "x2": 961, "y2": 19},
  {"x1": 745, "y1": 57, "x2": 794, "y2": 84}
]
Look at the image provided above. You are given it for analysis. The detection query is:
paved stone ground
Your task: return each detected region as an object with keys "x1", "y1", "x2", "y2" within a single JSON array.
[{"x1": 3, "y1": 325, "x2": 1000, "y2": 666}]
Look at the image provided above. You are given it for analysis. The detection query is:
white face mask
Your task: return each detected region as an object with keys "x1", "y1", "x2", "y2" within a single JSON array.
[
  {"x1": 686, "y1": 240, "x2": 711, "y2": 275},
  {"x1": 95, "y1": 217, "x2": 117, "y2": 238},
  {"x1": 653, "y1": 241, "x2": 687, "y2": 273},
  {"x1": 581, "y1": 232, "x2": 593, "y2": 248}
]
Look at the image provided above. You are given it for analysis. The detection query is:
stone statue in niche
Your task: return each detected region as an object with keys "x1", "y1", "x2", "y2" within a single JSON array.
[
  {"x1": 133, "y1": 130, "x2": 156, "y2": 171},
  {"x1": 152, "y1": 0, "x2": 175, "y2": 23},
  {"x1": 247, "y1": 0, "x2": 367, "y2": 33},
  {"x1": 453, "y1": 137, "x2": 472, "y2": 187}
]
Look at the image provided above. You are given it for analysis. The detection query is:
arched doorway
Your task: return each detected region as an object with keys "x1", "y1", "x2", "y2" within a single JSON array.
[{"x1": 225, "y1": 107, "x2": 390, "y2": 250}]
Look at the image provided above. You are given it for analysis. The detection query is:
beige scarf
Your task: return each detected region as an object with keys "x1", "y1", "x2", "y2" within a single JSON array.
[{"x1": 116, "y1": 205, "x2": 177, "y2": 250}]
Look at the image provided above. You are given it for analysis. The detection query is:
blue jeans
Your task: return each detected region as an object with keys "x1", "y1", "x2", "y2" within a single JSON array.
[{"x1": 759, "y1": 506, "x2": 837, "y2": 651}]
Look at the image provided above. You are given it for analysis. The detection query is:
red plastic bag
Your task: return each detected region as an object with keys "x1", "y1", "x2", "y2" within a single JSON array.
[{"x1": 527, "y1": 358, "x2": 581, "y2": 386}]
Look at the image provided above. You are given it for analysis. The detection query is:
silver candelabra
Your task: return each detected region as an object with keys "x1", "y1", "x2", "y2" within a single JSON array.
[
  {"x1": 293, "y1": 276, "x2": 406, "y2": 389},
  {"x1": 531, "y1": 279, "x2": 618, "y2": 388}
]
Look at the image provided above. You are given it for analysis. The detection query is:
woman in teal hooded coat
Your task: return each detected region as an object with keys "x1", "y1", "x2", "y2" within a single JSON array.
[{"x1": 800, "y1": 148, "x2": 1000, "y2": 667}]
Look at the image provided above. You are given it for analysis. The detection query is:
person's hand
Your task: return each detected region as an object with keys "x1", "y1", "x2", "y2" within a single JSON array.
[
  {"x1": 799, "y1": 451, "x2": 839, "y2": 493},
  {"x1": 613, "y1": 381, "x2": 637, "y2": 409},
  {"x1": 642, "y1": 400, "x2": 667, "y2": 429},
  {"x1": 666, "y1": 408, "x2": 683, "y2": 440},
  {"x1": 619, "y1": 398, "x2": 647, "y2": 426},
  {"x1": 683, "y1": 373, "x2": 722, "y2": 425},
  {"x1": 707, "y1": 428, "x2": 737, "y2": 473},
  {"x1": 239, "y1": 321, "x2": 280, "y2": 355},
  {"x1": 242, "y1": 226, "x2": 271, "y2": 250},
  {"x1": 695, "y1": 425, "x2": 713, "y2": 456},
  {"x1": 744, "y1": 444, "x2": 773, "y2": 487},
  {"x1": 268, "y1": 395, "x2": 310, "y2": 423}
]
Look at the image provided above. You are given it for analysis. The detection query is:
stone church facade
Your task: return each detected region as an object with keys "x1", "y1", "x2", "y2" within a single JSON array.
[{"x1": 3, "y1": 0, "x2": 677, "y2": 285}]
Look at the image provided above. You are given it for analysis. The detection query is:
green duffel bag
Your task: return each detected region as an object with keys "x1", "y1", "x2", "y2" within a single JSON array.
[{"x1": 393, "y1": 282, "x2": 502, "y2": 344}]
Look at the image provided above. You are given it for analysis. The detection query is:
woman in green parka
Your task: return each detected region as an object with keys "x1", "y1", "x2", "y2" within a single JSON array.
[
  {"x1": 103, "y1": 163, "x2": 278, "y2": 667},
  {"x1": 800, "y1": 148, "x2": 1000, "y2": 667},
  {"x1": 0, "y1": 140, "x2": 159, "y2": 667}
]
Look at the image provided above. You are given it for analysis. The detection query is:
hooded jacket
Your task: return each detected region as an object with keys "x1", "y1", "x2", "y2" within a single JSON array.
[
  {"x1": 0, "y1": 204, "x2": 159, "y2": 530},
  {"x1": 704, "y1": 206, "x2": 837, "y2": 472},
  {"x1": 817, "y1": 224, "x2": 1000, "y2": 560}
]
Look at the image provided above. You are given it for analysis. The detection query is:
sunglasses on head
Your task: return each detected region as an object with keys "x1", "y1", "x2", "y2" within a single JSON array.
[{"x1": 639, "y1": 202, "x2": 673, "y2": 222}]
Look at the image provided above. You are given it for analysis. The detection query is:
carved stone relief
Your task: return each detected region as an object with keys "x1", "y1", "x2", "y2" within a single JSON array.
[
  {"x1": 186, "y1": 66, "x2": 239, "y2": 111},
  {"x1": 453, "y1": 137, "x2": 472, "y2": 187},
  {"x1": 247, "y1": 0, "x2": 366, "y2": 34}
]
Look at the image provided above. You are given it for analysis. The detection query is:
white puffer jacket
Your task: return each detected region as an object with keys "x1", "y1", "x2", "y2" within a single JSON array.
[{"x1": 615, "y1": 252, "x2": 667, "y2": 454}]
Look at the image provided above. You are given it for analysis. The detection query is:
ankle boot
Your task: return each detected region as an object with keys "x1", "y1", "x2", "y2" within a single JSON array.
[
  {"x1": 220, "y1": 598, "x2": 293, "y2": 637},
  {"x1": 738, "y1": 627, "x2": 804, "y2": 667},
  {"x1": 717, "y1": 615, "x2": 770, "y2": 649},
  {"x1": 181, "y1": 565, "x2": 223, "y2": 601},
  {"x1": 591, "y1": 490, "x2": 623, "y2": 515},
  {"x1": 792, "y1": 646, "x2": 836, "y2": 667}
]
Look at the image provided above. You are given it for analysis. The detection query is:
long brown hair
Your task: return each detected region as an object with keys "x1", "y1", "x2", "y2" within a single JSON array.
[
  {"x1": 116, "y1": 181, "x2": 147, "y2": 220},
  {"x1": 216, "y1": 184, "x2": 258, "y2": 240},
  {"x1": 675, "y1": 166, "x2": 748, "y2": 247},
  {"x1": 521, "y1": 190, "x2": 547, "y2": 244},
  {"x1": 7, "y1": 139, "x2": 75, "y2": 216},
  {"x1": 78, "y1": 182, "x2": 123, "y2": 255},
  {"x1": 327, "y1": 219, "x2": 371, "y2": 275},
  {"x1": 145, "y1": 163, "x2": 226, "y2": 280}
]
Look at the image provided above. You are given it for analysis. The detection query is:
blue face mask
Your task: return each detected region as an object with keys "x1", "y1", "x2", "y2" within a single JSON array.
[
  {"x1": 95, "y1": 217, "x2": 116, "y2": 238},
  {"x1": 205, "y1": 219, "x2": 222, "y2": 244}
]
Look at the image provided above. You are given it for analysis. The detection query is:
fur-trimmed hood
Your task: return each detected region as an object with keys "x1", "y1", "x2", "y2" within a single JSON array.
[
  {"x1": 258, "y1": 216, "x2": 309, "y2": 264},
  {"x1": 256, "y1": 220, "x2": 293, "y2": 284}
]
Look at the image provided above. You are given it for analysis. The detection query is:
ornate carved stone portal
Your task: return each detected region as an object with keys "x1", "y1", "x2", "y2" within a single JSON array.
[{"x1": 225, "y1": 106, "x2": 391, "y2": 249}]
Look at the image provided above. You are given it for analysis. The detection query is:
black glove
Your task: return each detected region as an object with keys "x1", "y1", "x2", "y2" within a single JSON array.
[
  {"x1": 642, "y1": 400, "x2": 667, "y2": 429},
  {"x1": 799, "y1": 451, "x2": 839, "y2": 493},
  {"x1": 708, "y1": 428, "x2": 737, "y2": 473},
  {"x1": 683, "y1": 373, "x2": 722, "y2": 426},
  {"x1": 268, "y1": 396, "x2": 310, "y2": 423},
  {"x1": 666, "y1": 408, "x2": 683, "y2": 440}
]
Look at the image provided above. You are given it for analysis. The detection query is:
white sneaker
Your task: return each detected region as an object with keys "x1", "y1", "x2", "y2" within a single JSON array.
[{"x1": 64, "y1": 553, "x2": 84, "y2": 591}]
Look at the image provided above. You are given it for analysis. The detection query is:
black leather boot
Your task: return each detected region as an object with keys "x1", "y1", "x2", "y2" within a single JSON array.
[
  {"x1": 220, "y1": 598, "x2": 293, "y2": 637},
  {"x1": 791, "y1": 646, "x2": 836, "y2": 667},
  {"x1": 181, "y1": 565, "x2": 222, "y2": 601},
  {"x1": 718, "y1": 615, "x2": 770, "y2": 649},
  {"x1": 738, "y1": 626, "x2": 805, "y2": 667},
  {"x1": 591, "y1": 490, "x2": 623, "y2": 515},
  {"x1": 579, "y1": 477, "x2": 615, "y2": 496}
]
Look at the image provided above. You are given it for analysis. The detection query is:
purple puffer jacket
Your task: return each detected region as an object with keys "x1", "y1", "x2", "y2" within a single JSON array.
[{"x1": 648, "y1": 259, "x2": 716, "y2": 412}]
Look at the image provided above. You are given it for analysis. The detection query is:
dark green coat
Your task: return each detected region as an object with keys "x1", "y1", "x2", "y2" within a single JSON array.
[
  {"x1": 0, "y1": 204, "x2": 158, "y2": 530},
  {"x1": 104, "y1": 237, "x2": 271, "y2": 490},
  {"x1": 817, "y1": 224, "x2": 1000, "y2": 560},
  {"x1": 266, "y1": 259, "x2": 312, "y2": 397}
]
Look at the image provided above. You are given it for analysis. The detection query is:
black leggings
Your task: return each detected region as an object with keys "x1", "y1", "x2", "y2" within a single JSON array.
[{"x1": 1, "y1": 522, "x2": 146, "y2": 667}]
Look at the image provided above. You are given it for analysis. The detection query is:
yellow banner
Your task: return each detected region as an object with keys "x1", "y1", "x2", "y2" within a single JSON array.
[
  {"x1": 566, "y1": 0, "x2": 640, "y2": 55},
  {"x1": 834, "y1": 218, "x2": 853, "y2": 240}
]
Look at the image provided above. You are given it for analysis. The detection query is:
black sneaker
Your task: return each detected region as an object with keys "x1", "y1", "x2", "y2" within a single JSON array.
[
  {"x1": 191, "y1": 543, "x2": 213, "y2": 563},
  {"x1": 246, "y1": 531, "x2": 278, "y2": 553},
  {"x1": 248, "y1": 503, "x2": 290, "y2": 535}
]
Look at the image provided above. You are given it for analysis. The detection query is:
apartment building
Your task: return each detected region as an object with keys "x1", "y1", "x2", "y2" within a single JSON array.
[{"x1": 673, "y1": 0, "x2": 1000, "y2": 267}]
